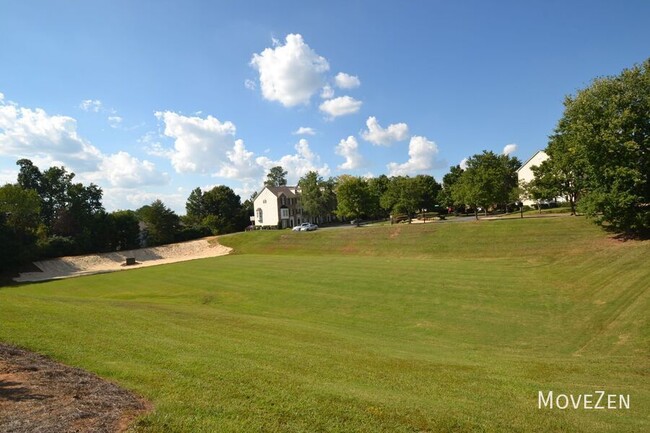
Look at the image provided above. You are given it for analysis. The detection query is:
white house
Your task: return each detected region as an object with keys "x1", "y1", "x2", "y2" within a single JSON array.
[
  {"x1": 253, "y1": 186, "x2": 303, "y2": 229},
  {"x1": 253, "y1": 186, "x2": 335, "y2": 229},
  {"x1": 517, "y1": 150, "x2": 568, "y2": 207},
  {"x1": 517, "y1": 150, "x2": 549, "y2": 206}
]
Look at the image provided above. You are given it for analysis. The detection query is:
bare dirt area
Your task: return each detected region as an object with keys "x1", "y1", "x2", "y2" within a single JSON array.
[
  {"x1": 0, "y1": 343, "x2": 150, "y2": 433},
  {"x1": 13, "y1": 238, "x2": 232, "y2": 283}
]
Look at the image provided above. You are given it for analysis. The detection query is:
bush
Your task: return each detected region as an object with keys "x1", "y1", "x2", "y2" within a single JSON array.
[
  {"x1": 174, "y1": 226, "x2": 212, "y2": 242},
  {"x1": 38, "y1": 236, "x2": 78, "y2": 259}
]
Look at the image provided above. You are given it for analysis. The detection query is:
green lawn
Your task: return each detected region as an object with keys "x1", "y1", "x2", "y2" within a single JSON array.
[{"x1": 1, "y1": 217, "x2": 648, "y2": 432}]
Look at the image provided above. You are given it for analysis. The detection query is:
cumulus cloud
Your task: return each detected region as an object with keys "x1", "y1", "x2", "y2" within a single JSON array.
[
  {"x1": 334, "y1": 72, "x2": 361, "y2": 89},
  {"x1": 293, "y1": 126, "x2": 316, "y2": 136},
  {"x1": 319, "y1": 96, "x2": 362, "y2": 119},
  {"x1": 387, "y1": 136, "x2": 441, "y2": 176},
  {"x1": 155, "y1": 111, "x2": 238, "y2": 174},
  {"x1": 256, "y1": 139, "x2": 330, "y2": 184},
  {"x1": 215, "y1": 139, "x2": 264, "y2": 180},
  {"x1": 0, "y1": 96, "x2": 167, "y2": 190},
  {"x1": 335, "y1": 136, "x2": 366, "y2": 170},
  {"x1": 79, "y1": 99, "x2": 103, "y2": 112},
  {"x1": 250, "y1": 34, "x2": 330, "y2": 107},
  {"x1": 0, "y1": 99, "x2": 103, "y2": 172},
  {"x1": 503, "y1": 143, "x2": 518, "y2": 156},
  {"x1": 360, "y1": 116, "x2": 409, "y2": 146},
  {"x1": 96, "y1": 151, "x2": 170, "y2": 188},
  {"x1": 320, "y1": 85, "x2": 335, "y2": 99},
  {"x1": 459, "y1": 158, "x2": 469, "y2": 170}
]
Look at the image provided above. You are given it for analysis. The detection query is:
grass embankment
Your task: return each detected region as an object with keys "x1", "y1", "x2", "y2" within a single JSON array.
[{"x1": 1, "y1": 217, "x2": 648, "y2": 432}]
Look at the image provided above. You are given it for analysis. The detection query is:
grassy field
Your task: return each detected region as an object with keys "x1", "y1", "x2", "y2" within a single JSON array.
[{"x1": 1, "y1": 217, "x2": 648, "y2": 432}]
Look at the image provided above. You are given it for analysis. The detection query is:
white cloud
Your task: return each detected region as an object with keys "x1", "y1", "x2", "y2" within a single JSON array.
[
  {"x1": 0, "y1": 99, "x2": 103, "y2": 172},
  {"x1": 215, "y1": 139, "x2": 264, "y2": 181},
  {"x1": 79, "y1": 99, "x2": 103, "y2": 112},
  {"x1": 334, "y1": 72, "x2": 361, "y2": 89},
  {"x1": 244, "y1": 79, "x2": 257, "y2": 91},
  {"x1": 256, "y1": 139, "x2": 330, "y2": 184},
  {"x1": 102, "y1": 188, "x2": 186, "y2": 214},
  {"x1": 320, "y1": 85, "x2": 335, "y2": 99},
  {"x1": 503, "y1": 143, "x2": 518, "y2": 156},
  {"x1": 95, "y1": 151, "x2": 170, "y2": 188},
  {"x1": 0, "y1": 168, "x2": 17, "y2": 185},
  {"x1": 319, "y1": 96, "x2": 362, "y2": 119},
  {"x1": 459, "y1": 158, "x2": 469, "y2": 170},
  {"x1": 250, "y1": 34, "x2": 330, "y2": 107},
  {"x1": 387, "y1": 136, "x2": 441, "y2": 176},
  {"x1": 335, "y1": 136, "x2": 365, "y2": 170},
  {"x1": 108, "y1": 115, "x2": 123, "y2": 128},
  {"x1": 360, "y1": 116, "x2": 409, "y2": 146},
  {"x1": 155, "y1": 111, "x2": 237, "y2": 174},
  {"x1": 293, "y1": 126, "x2": 316, "y2": 136}
]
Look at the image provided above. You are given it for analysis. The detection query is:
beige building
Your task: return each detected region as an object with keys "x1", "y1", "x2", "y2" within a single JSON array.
[{"x1": 252, "y1": 186, "x2": 336, "y2": 229}]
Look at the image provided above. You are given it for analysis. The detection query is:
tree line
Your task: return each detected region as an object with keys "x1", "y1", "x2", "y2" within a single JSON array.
[{"x1": 0, "y1": 159, "x2": 252, "y2": 274}]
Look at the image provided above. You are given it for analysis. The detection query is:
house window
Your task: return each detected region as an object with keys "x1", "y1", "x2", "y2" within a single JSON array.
[
  {"x1": 281, "y1": 196, "x2": 286, "y2": 206},
  {"x1": 256, "y1": 208, "x2": 263, "y2": 223},
  {"x1": 280, "y1": 208, "x2": 289, "y2": 219},
  {"x1": 263, "y1": 199, "x2": 267, "y2": 204}
]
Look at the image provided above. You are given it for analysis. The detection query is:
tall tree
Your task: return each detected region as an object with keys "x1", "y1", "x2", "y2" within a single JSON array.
[
  {"x1": 381, "y1": 176, "x2": 424, "y2": 223},
  {"x1": 185, "y1": 187, "x2": 205, "y2": 225},
  {"x1": 264, "y1": 166, "x2": 288, "y2": 187},
  {"x1": 137, "y1": 200, "x2": 180, "y2": 246},
  {"x1": 298, "y1": 171, "x2": 335, "y2": 221},
  {"x1": 550, "y1": 59, "x2": 649, "y2": 234},
  {"x1": 335, "y1": 176, "x2": 372, "y2": 224},
  {"x1": 201, "y1": 185, "x2": 245, "y2": 234},
  {"x1": 452, "y1": 151, "x2": 521, "y2": 218},
  {"x1": 438, "y1": 165, "x2": 464, "y2": 209}
]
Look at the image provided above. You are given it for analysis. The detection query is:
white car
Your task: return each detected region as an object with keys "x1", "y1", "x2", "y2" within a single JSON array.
[{"x1": 292, "y1": 222, "x2": 318, "y2": 231}]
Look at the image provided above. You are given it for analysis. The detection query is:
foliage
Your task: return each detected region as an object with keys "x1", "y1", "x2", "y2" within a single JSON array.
[
  {"x1": 0, "y1": 184, "x2": 41, "y2": 235},
  {"x1": 109, "y1": 210, "x2": 141, "y2": 250},
  {"x1": 550, "y1": 59, "x2": 650, "y2": 234},
  {"x1": 335, "y1": 176, "x2": 372, "y2": 222},
  {"x1": 437, "y1": 165, "x2": 464, "y2": 208},
  {"x1": 137, "y1": 200, "x2": 180, "y2": 246},
  {"x1": 380, "y1": 176, "x2": 424, "y2": 222},
  {"x1": 264, "y1": 166, "x2": 288, "y2": 187},
  {"x1": 452, "y1": 151, "x2": 521, "y2": 218},
  {"x1": 298, "y1": 171, "x2": 336, "y2": 220}
]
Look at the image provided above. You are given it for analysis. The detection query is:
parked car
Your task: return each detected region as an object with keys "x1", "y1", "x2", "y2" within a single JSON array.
[{"x1": 292, "y1": 222, "x2": 318, "y2": 231}]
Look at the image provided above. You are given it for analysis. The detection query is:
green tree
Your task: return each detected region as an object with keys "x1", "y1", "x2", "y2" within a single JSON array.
[
  {"x1": 550, "y1": 59, "x2": 649, "y2": 234},
  {"x1": 201, "y1": 185, "x2": 245, "y2": 234},
  {"x1": 137, "y1": 200, "x2": 180, "y2": 246},
  {"x1": 438, "y1": 165, "x2": 464, "y2": 210},
  {"x1": 264, "y1": 166, "x2": 288, "y2": 187},
  {"x1": 298, "y1": 171, "x2": 335, "y2": 222},
  {"x1": 110, "y1": 210, "x2": 141, "y2": 250},
  {"x1": 452, "y1": 151, "x2": 521, "y2": 219},
  {"x1": 0, "y1": 184, "x2": 41, "y2": 236},
  {"x1": 367, "y1": 174, "x2": 390, "y2": 218},
  {"x1": 381, "y1": 176, "x2": 423, "y2": 223},
  {"x1": 335, "y1": 176, "x2": 372, "y2": 224},
  {"x1": 185, "y1": 187, "x2": 205, "y2": 225},
  {"x1": 414, "y1": 175, "x2": 442, "y2": 211}
]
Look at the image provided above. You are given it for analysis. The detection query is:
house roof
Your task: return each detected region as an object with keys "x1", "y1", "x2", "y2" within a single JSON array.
[
  {"x1": 264, "y1": 186, "x2": 298, "y2": 198},
  {"x1": 516, "y1": 150, "x2": 548, "y2": 173}
]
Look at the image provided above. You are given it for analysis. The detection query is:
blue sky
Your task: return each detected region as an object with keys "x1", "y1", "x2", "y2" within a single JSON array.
[{"x1": 1, "y1": 1, "x2": 649, "y2": 213}]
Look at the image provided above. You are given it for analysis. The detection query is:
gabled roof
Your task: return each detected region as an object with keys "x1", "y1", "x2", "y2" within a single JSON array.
[
  {"x1": 264, "y1": 186, "x2": 298, "y2": 198},
  {"x1": 516, "y1": 150, "x2": 548, "y2": 173}
]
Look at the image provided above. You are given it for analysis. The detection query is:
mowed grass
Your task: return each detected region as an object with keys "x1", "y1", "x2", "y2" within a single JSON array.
[{"x1": 1, "y1": 217, "x2": 648, "y2": 432}]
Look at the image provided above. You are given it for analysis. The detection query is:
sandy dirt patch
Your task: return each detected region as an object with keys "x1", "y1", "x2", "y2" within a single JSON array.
[
  {"x1": 0, "y1": 343, "x2": 150, "y2": 433},
  {"x1": 14, "y1": 238, "x2": 232, "y2": 283}
]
